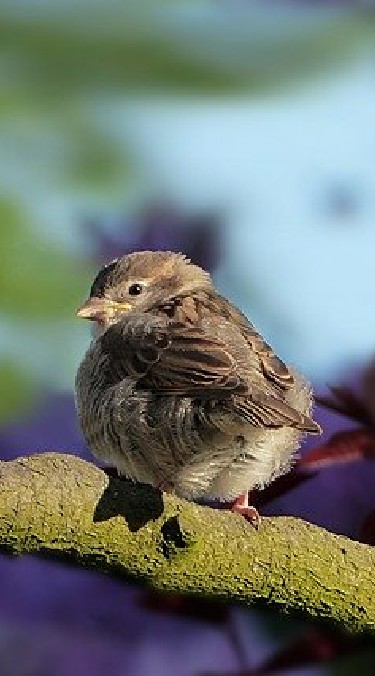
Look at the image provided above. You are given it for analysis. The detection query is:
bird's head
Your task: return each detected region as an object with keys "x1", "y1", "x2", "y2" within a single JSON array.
[{"x1": 76, "y1": 250, "x2": 213, "y2": 334}]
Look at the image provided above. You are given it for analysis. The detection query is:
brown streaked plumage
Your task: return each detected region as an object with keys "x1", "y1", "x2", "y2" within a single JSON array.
[{"x1": 75, "y1": 251, "x2": 320, "y2": 526}]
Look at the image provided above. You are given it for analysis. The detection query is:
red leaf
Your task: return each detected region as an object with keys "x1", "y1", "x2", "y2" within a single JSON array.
[
  {"x1": 298, "y1": 430, "x2": 375, "y2": 470},
  {"x1": 315, "y1": 385, "x2": 373, "y2": 426},
  {"x1": 359, "y1": 509, "x2": 375, "y2": 546}
]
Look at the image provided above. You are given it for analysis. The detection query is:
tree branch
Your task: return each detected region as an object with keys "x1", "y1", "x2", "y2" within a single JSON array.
[{"x1": 0, "y1": 453, "x2": 374, "y2": 634}]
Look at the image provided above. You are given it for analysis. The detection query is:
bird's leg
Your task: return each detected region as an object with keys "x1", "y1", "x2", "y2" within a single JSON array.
[
  {"x1": 231, "y1": 492, "x2": 261, "y2": 529},
  {"x1": 156, "y1": 479, "x2": 174, "y2": 493}
]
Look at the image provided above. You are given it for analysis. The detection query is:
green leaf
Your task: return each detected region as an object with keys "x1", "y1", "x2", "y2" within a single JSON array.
[
  {"x1": 0, "y1": 2, "x2": 373, "y2": 95},
  {"x1": 0, "y1": 361, "x2": 35, "y2": 424},
  {"x1": 0, "y1": 200, "x2": 93, "y2": 319}
]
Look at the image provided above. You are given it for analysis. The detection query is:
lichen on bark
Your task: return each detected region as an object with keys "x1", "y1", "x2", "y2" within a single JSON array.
[{"x1": 0, "y1": 452, "x2": 374, "y2": 635}]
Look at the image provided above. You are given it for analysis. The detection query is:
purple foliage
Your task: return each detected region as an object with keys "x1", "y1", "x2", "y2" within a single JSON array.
[
  {"x1": 0, "y1": 557, "x2": 238, "y2": 676},
  {"x1": 85, "y1": 205, "x2": 221, "y2": 272},
  {"x1": 0, "y1": 393, "x2": 88, "y2": 462}
]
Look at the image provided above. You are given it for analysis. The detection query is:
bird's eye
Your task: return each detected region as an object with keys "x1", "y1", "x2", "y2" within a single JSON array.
[{"x1": 128, "y1": 283, "x2": 144, "y2": 296}]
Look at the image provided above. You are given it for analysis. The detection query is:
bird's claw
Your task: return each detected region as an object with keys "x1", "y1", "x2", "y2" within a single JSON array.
[{"x1": 231, "y1": 493, "x2": 261, "y2": 529}]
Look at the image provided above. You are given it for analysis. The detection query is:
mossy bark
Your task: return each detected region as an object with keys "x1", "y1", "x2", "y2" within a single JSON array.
[{"x1": 0, "y1": 452, "x2": 374, "y2": 634}]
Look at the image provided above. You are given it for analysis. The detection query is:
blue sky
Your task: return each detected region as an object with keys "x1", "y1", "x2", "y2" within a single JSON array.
[{"x1": 105, "y1": 56, "x2": 375, "y2": 382}]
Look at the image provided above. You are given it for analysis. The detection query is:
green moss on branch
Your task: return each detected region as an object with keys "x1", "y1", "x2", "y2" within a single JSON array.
[{"x1": 0, "y1": 453, "x2": 374, "y2": 634}]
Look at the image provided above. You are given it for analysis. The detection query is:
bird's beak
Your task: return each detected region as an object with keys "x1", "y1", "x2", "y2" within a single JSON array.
[{"x1": 76, "y1": 298, "x2": 132, "y2": 321}]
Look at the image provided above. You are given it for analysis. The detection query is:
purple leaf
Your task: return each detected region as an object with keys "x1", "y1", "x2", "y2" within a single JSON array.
[{"x1": 86, "y1": 204, "x2": 221, "y2": 272}]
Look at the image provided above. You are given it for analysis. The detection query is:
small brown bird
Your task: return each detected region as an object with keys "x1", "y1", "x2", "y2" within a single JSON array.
[{"x1": 75, "y1": 251, "x2": 320, "y2": 526}]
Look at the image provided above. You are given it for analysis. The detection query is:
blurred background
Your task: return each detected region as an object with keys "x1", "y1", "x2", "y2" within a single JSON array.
[{"x1": 1, "y1": 1, "x2": 375, "y2": 674}]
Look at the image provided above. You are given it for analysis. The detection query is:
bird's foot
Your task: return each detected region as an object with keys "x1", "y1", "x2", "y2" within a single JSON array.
[
  {"x1": 156, "y1": 479, "x2": 174, "y2": 493},
  {"x1": 231, "y1": 493, "x2": 261, "y2": 529}
]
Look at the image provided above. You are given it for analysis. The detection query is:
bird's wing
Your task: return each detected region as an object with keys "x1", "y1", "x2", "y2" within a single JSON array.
[
  {"x1": 232, "y1": 392, "x2": 320, "y2": 433},
  {"x1": 100, "y1": 313, "x2": 319, "y2": 433},
  {"x1": 210, "y1": 294, "x2": 295, "y2": 391},
  {"x1": 101, "y1": 313, "x2": 243, "y2": 395}
]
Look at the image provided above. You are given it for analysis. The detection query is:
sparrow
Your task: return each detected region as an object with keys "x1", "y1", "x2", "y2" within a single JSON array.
[{"x1": 75, "y1": 251, "x2": 321, "y2": 527}]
